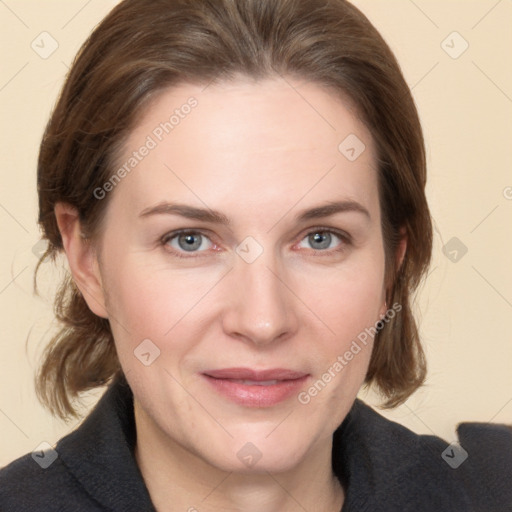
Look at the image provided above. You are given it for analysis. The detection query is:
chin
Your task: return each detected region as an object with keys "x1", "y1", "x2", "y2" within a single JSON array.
[
  {"x1": 207, "y1": 442, "x2": 311, "y2": 475},
  {"x1": 190, "y1": 423, "x2": 322, "y2": 475}
]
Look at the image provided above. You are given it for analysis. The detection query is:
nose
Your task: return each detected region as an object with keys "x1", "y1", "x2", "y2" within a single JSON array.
[{"x1": 221, "y1": 250, "x2": 299, "y2": 347}]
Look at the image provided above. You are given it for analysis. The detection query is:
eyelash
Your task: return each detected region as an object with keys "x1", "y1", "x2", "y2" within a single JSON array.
[{"x1": 160, "y1": 227, "x2": 352, "y2": 260}]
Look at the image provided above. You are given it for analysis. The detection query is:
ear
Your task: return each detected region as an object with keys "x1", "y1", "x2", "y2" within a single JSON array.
[{"x1": 54, "y1": 202, "x2": 109, "y2": 319}]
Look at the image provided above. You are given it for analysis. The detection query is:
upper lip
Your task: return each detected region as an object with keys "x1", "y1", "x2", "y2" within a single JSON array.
[{"x1": 203, "y1": 368, "x2": 308, "y2": 381}]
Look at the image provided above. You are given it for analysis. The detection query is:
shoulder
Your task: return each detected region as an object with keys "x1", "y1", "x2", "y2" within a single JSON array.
[
  {"x1": 0, "y1": 450, "x2": 101, "y2": 512},
  {"x1": 0, "y1": 378, "x2": 154, "y2": 512},
  {"x1": 335, "y1": 399, "x2": 512, "y2": 511},
  {"x1": 450, "y1": 420, "x2": 512, "y2": 508}
]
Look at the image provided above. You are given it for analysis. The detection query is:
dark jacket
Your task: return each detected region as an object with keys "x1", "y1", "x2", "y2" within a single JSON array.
[{"x1": 1, "y1": 376, "x2": 511, "y2": 511}]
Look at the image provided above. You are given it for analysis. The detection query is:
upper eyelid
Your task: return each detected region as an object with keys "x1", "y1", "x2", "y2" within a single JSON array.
[{"x1": 162, "y1": 228, "x2": 214, "y2": 242}]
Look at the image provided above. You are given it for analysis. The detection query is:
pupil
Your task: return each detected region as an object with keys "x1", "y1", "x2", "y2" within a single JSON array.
[
  {"x1": 311, "y1": 232, "x2": 330, "y2": 249},
  {"x1": 180, "y1": 233, "x2": 201, "y2": 251}
]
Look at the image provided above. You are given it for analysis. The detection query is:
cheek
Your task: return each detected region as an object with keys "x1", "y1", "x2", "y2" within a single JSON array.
[
  {"x1": 301, "y1": 252, "x2": 386, "y2": 333},
  {"x1": 100, "y1": 229, "x2": 386, "y2": 368},
  {"x1": 100, "y1": 253, "x2": 225, "y2": 355},
  {"x1": 104, "y1": 269, "x2": 171, "y2": 338},
  {"x1": 296, "y1": 263, "x2": 384, "y2": 416},
  {"x1": 293, "y1": 248, "x2": 386, "y2": 391}
]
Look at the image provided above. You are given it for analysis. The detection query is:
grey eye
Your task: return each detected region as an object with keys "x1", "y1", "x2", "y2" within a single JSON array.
[
  {"x1": 308, "y1": 232, "x2": 332, "y2": 250},
  {"x1": 177, "y1": 232, "x2": 204, "y2": 252}
]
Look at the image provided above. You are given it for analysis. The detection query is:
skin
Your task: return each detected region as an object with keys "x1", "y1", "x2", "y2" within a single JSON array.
[{"x1": 55, "y1": 76, "x2": 405, "y2": 512}]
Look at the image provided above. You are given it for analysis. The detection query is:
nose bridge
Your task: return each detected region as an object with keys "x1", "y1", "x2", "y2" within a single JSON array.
[{"x1": 222, "y1": 245, "x2": 296, "y2": 344}]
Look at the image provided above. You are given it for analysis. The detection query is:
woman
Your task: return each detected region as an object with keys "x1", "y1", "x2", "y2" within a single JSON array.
[{"x1": 1, "y1": 0, "x2": 510, "y2": 510}]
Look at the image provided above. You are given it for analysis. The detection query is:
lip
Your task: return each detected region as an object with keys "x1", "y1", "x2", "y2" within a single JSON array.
[{"x1": 202, "y1": 367, "x2": 309, "y2": 407}]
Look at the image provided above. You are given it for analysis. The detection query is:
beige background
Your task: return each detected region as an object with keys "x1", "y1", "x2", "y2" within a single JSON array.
[{"x1": 1, "y1": 0, "x2": 511, "y2": 467}]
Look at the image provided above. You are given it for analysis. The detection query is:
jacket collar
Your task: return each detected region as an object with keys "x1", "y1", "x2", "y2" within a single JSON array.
[
  {"x1": 56, "y1": 375, "x2": 470, "y2": 511},
  {"x1": 57, "y1": 375, "x2": 156, "y2": 511},
  {"x1": 334, "y1": 399, "x2": 471, "y2": 510}
]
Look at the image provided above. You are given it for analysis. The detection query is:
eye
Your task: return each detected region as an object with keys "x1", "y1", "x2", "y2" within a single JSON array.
[
  {"x1": 296, "y1": 228, "x2": 349, "y2": 254},
  {"x1": 161, "y1": 230, "x2": 214, "y2": 258},
  {"x1": 160, "y1": 227, "x2": 350, "y2": 259}
]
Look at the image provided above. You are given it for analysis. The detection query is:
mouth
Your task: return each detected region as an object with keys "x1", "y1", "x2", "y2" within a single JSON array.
[{"x1": 201, "y1": 367, "x2": 309, "y2": 407}]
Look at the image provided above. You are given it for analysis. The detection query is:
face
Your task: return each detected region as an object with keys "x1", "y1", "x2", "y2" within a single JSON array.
[{"x1": 92, "y1": 76, "x2": 387, "y2": 473}]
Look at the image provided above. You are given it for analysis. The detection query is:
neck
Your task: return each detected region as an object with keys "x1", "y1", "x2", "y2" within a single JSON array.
[{"x1": 133, "y1": 400, "x2": 344, "y2": 512}]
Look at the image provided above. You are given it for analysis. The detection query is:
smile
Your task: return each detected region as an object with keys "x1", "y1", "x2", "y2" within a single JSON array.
[{"x1": 202, "y1": 368, "x2": 309, "y2": 407}]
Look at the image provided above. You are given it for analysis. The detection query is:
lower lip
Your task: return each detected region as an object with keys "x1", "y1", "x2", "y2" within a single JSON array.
[{"x1": 202, "y1": 374, "x2": 309, "y2": 407}]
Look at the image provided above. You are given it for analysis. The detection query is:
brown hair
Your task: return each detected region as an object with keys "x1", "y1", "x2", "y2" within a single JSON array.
[{"x1": 35, "y1": 0, "x2": 432, "y2": 419}]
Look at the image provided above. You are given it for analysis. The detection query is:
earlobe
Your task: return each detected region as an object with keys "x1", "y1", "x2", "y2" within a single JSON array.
[{"x1": 54, "y1": 202, "x2": 109, "y2": 319}]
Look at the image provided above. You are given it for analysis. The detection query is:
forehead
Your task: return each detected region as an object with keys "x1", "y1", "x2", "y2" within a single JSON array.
[
  {"x1": 132, "y1": 76, "x2": 372, "y2": 153},
  {"x1": 110, "y1": 76, "x2": 379, "y2": 220}
]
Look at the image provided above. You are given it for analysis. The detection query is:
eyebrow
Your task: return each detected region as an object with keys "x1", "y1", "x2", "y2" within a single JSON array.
[{"x1": 138, "y1": 199, "x2": 370, "y2": 224}]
